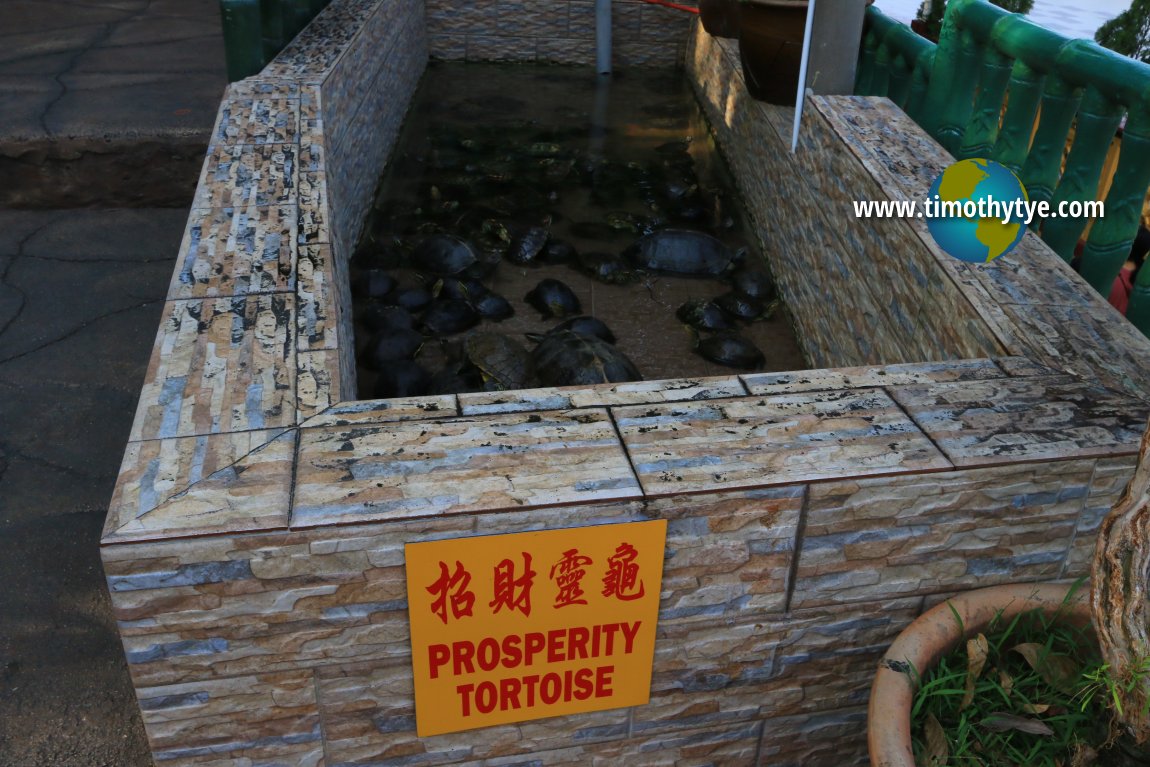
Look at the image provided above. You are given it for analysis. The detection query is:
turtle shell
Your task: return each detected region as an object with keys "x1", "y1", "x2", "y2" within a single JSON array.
[
  {"x1": 531, "y1": 330, "x2": 642, "y2": 387},
  {"x1": 550, "y1": 315, "x2": 617, "y2": 344},
  {"x1": 575, "y1": 251, "x2": 635, "y2": 285},
  {"x1": 463, "y1": 333, "x2": 531, "y2": 391},
  {"x1": 525, "y1": 278, "x2": 582, "y2": 319},
  {"x1": 676, "y1": 298, "x2": 734, "y2": 331},
  {"x1": 542, "y1": 239, "x2": 577, "y2": 264},
  {"x1": 696, "y1": 331, "x2": 764, "y2": 370},
  {"x1": 362, "y1": 329, "x2": 424, "y2": 371},
  {"x1": 384, "y1": 286, "x2": 433, "y2": 313},
  {"x1": 373, "y1": 360, "x2": 431, "y2": 399},
  {"x1": 507, "y1": 226, "x2": 549, "y2": 265},
  {"x1": 714, "y1": 291, "x2": 765, "y2": 321},
  {"x1": 730, "y1": 267, "x2": 777, "y2": 301},
  {"x1": 360, "y1": 304, "x2": 415, "y2": 334},
  {"x1": 422, "y1": 299, "x2": 481, "y2": 336},
  {"x1": 625, "y1": 229, "x2": 738, "y2": 276},
  {"x1": 471, "y1": 291, "x2": 515, "y2": 321},
  {"x1": 352, "y1": 269, "x2": 396, "y2": 299},
  {"x1": 413, "y1": 234, "x2": 479, "y2": 276}
]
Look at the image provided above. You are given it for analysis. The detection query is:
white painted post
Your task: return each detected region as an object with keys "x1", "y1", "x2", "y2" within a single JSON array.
[
  {"x1": 791, "y1": 0, "x2": 817, "y2": 153},
  {"x1": 596, "y1": 0, "x2": 612, "y2": 75}
]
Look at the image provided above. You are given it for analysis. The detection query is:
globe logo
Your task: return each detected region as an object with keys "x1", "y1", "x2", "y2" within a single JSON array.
[{"x1": 925, "y1": 158, "x2": 1029, "y2": 263}]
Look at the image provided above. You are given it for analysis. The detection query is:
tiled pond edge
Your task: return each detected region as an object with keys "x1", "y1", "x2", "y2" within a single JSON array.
[{"x1": 101, "y1": 2, "x2": 1150, "y2": 764}]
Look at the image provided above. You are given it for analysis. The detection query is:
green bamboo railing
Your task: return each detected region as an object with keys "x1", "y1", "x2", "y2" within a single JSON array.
[
  {"x1": 857, "y1": 0, "x2": 1150, "y2": 337},
  {"x1": 219, "y1": 0, "x2": 332, "y2": 82}
]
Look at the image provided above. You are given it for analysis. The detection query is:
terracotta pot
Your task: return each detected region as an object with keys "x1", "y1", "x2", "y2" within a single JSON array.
[
  {"x1": 700, "y1": 0, "x2": 741, "y2": 38},
  {"x1": 736, "y1": 0, "x2": 809, "y2": 105},
  {"x1": 868, "y1": 583, "x2": 1091, "y2": 767}
]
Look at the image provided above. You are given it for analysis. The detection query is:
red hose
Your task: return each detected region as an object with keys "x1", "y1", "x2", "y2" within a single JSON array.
[{"x1": 640, "y1": 0, "x2": 700, "y2": 14}]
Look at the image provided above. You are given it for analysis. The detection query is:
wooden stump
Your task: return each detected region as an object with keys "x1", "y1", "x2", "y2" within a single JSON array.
[{"x1": 1092, "y1": 417, "x2": 1150, "y2": 743}]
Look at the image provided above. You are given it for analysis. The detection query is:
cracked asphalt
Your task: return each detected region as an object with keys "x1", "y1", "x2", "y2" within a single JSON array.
[{"x1": 1, "y1": 2, "x2": 226, "y2": 764}]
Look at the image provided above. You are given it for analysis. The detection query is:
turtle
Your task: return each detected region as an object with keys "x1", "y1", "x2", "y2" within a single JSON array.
[
  {"x1": 539, "y1": 316, "x2": 617, "y2": 345},
  {"x1": 373, "y1": 360, "x2": 431, "y2": 399},
  {"x1": 422, "y1": 299, "x2": 481, "y2": 336},
  {"x1": 624, "y1": 229, "x2": 741, "y2": 276},
  {"x1": 714, "y1": 291, "x2": 766, "y2": 321},
  {"x1": 575, "y1": 251, "x2": 636, "y2": 285},
  {"x1": 359, "y1": 304, "x2": 415, "y2": 334},
  {"x1": 730, "y1": 267, "x2": 778, "y2": 301},
  {"x1": 542, "y1": 239, "x2": 577, "y2": 264},
  {"x1": 384, "y1": 286, "x2": 433, "y2": 313},
  {"x1": 507, "y1": 226, "x2": 550, "y2": 265},
  {"x1": 525, "y1": 278, "x2": 582, "y2": 318},
  {"x1": 695, "y1": 331, "x2": 765, "y2": 370},
  {"x1": 471, "y1": 290, "x2": 515, "y2": 321},
  {"x1": 428, "y1": 366, "x2": 476, "y2": 395},
  {"x1": 351, "y1": 269, "x2": 396, "y2": 300},
  {"x1": 462, "y1": 332, "x2": 532, "y2": 391},
  {"x1": 413, "y1": 234, "x2": 479, "y2": 276},
  {"x1": 434, "y1": 276, "x2": 486, "y2": 301},
  {"x1": 676, "y1": 298, "x2": 734, "y2": 331},
  {"x1": 362, "y1": 328, "x2": 424, "y2": 371},
  {"x1": 531, "y1": 330, "x2": 642, "y2": 387}
]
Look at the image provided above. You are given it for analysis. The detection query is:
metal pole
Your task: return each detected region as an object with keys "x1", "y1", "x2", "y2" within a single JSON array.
[
  {"x1": 596, "y1": 0, "x2": 612, "y2": 75},
  {"x1": 791, "y1": 0, "x2": 818, "y2": 152}
]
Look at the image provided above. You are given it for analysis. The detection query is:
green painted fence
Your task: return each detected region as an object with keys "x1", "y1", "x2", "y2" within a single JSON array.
[
  {"x1": 219, "y1": 0, "x2": 332, "y2": 82},
  {"x1": 857, "y1": 0, "x2": 1150, "y2": 337}
]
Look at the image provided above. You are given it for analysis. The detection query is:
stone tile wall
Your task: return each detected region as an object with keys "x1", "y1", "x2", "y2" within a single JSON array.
[
  {"x1": 101, "y1": 9, "x2": 1150, "y2": 766},
  {"x1": 425, "y1": 0, "x2": 695, "y2": 67}
]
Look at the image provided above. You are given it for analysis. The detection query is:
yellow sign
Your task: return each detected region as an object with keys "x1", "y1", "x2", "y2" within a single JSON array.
[{"x1": 405, "y1": 520, "x2": 667, "y2": 736}]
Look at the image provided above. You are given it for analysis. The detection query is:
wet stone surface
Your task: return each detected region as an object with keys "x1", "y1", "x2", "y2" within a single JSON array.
[{"x1": 350, "y1": 62, "x2": 807, "y2": 400}]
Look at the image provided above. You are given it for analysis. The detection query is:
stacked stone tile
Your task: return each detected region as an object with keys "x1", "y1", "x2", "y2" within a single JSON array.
[
  {"x1": 102, "y1": 3, "x2": 1150, "y2": 765},
  {"x1": 424, "y1": 0, "x2": 693, "y2": 67}
]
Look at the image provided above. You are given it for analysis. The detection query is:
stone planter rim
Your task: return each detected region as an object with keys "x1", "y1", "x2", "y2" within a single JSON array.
[{"x1": 867, "y1": 582, "x2": 1091, "y2": 767}]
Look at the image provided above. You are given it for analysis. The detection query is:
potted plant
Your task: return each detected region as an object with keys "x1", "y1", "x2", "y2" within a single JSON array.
[
  {"x1": 700, "y1": 0, "x2": 741, "y2": 39},
  {"x1": 735, "y1": 0, "x2": 809, "y2": 105},
  {"x1": 869, "y1": 421, "x2": 1150, "y2": 766}
]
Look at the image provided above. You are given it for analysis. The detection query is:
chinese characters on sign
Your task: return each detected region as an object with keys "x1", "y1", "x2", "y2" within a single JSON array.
[{"x1": 405, "y1": 521, "x2": 667, "y2": 736}]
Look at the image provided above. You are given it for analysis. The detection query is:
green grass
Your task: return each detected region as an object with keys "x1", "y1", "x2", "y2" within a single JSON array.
[{"x1": 910, "y1": 593, "x2": 1112, "y2": 766}]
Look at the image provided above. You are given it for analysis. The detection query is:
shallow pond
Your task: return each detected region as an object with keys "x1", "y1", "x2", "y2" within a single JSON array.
[{"x1": 350, "y1": 62, "x2": 806, "y2": 400}]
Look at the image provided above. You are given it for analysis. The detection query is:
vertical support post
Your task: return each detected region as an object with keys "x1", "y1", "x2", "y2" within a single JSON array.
[
  {"x1": 958, "y1": 47, "x2": 1011, "y2": 159},
  {"x1": 219, "y1": 0, "x2": 264, "y2": 82},
  {"x1": 1128, "y1": 266, "x2": 1150, "y2": 337},
  {"x1": 791, "y1": 0, "x2": 817, "y2": 153},
  {"x1": 1042, "y1": 88, "x2": 1124, "y2": 260},
  {"x1": 596, "y1": 0, "x2": 612, "y2": 75},
  {"x1": 1079, "y1": 118, "x2": 1150, "y2": 293},
  {"x1": 990, "y1": 60, "x2": 1044, "y2": 175}
]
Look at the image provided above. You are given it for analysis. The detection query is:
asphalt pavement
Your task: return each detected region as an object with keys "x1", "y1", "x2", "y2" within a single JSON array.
[{"x1": 0, "y1": 2, "x2": 228, "y2": 764}]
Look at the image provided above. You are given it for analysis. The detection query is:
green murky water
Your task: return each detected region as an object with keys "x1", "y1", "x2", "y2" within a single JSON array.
[{"x1": 350, "y1": 62, "x2": 805, "y2": 399}]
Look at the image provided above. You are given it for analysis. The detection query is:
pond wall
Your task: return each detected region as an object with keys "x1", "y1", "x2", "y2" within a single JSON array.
[
  {"x1": 102, "y1": 2, "x2": 1150, "y2": 765},
  {"x1": 424, "y1": 0, "x2": 693, "y2": 67}
]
